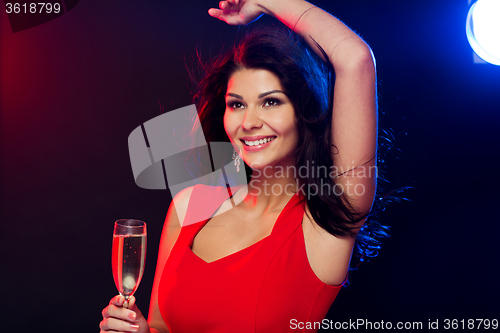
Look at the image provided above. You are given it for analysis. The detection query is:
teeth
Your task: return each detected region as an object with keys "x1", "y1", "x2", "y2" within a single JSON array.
[{"x1": 244, "y1": 137, "x2": 275, "y2": 146}]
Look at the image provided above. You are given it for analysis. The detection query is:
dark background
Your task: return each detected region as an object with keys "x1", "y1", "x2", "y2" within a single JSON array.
[{"x1": 1, "y1": 0, "x2": 499, "y2": 332}]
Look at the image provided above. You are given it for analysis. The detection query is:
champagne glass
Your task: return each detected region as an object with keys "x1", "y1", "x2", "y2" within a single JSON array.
[{"x1": 112, "y1": 219, "x2": 147, "y2": 307}]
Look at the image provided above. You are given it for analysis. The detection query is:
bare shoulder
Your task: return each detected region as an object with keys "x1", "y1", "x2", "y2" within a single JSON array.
[
  {"x1": 302, "y1": 209, "x2": 361, "y2": 286},
  {"x1": 170, "y1": 186, "x2": 196, "y2": 227},
  {"x1": 155, "y1": 185, "x2": 196, "y2": 269},
  {"x1": 159, "y1": 185, "x2": 196, "y2": 261}
]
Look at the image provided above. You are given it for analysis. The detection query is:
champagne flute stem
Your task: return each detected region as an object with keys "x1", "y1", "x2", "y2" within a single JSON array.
[{"x1": 123, "y1": 296, "x2": 130, "y2": 309}]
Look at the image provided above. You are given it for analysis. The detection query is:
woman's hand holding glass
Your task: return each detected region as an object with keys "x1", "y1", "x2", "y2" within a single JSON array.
[{"x1": 100, "y1": 295, "x2": 150, "y2": 333}]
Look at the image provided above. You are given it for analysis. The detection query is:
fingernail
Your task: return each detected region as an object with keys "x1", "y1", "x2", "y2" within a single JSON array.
[
  {"x1": 128, "y1": 312, "x2": 137, "y2": 320},
  {"x1": 130, "y1": 324, "x2": 140, "y2": 332}
]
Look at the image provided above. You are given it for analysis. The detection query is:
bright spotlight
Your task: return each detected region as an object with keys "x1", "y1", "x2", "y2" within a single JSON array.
[{"x1": 466, "y1": 0, "x2": 500, "y2": 65}]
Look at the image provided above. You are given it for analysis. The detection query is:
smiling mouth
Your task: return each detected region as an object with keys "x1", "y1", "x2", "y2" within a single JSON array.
[{"x1": 241, "y1": 136, "x2": 276, "y2": 146}]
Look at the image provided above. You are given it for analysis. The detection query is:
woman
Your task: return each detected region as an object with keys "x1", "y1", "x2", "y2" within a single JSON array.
[{"x1": 100, "y1": 0, "x2": 380, "y2": 332}]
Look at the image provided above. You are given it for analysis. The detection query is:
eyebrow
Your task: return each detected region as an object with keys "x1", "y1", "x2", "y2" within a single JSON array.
[
  {"x1": 226, "y1": 92, "x2": 243, "y2": 99},
  {"x1": 225, "y1": 90, "x2": 286, "y2": 100},
  {"x1": 258, "y1": 90, "x2": 286, "y2": 98}
]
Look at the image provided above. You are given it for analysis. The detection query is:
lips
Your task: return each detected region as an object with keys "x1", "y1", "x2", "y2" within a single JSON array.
[
  {"x1": 241, "y1": 136, "x2": 276, "y2": 146},
  {"x1": 238, "y1": 135, "x2": 276, "y2": 152}
]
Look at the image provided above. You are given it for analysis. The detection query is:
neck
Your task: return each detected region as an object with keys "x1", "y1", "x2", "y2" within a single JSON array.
[{"x1": 233, "y1": 163, "x2": 299, "y2": 213}]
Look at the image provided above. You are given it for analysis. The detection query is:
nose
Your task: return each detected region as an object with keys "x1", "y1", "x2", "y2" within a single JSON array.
[{"x1": 241, "y1": 107, "x2": 263, "y2": 130}]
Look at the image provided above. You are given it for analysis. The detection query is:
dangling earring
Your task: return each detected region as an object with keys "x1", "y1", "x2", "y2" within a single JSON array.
[{"x1": 232, "y1": 148, "x2": 241, "y2": 172}]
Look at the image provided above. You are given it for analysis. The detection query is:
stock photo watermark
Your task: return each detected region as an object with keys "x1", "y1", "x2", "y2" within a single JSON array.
[
  {"x1": 290, "y1": 318, "x2": 499, "y2": 330},
  {"x1": 247, "y1": 162, "x2": 378, "y2": 199}
]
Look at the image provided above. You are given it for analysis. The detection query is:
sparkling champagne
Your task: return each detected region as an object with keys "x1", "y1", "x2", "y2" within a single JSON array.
[{"x1": 112, "y1": 233, "x2": 146, "y2": 299}]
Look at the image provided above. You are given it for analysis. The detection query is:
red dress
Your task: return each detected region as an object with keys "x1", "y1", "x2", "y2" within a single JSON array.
[{"x1": 158, "y1": 184, "x2": 344, "y2": 332}]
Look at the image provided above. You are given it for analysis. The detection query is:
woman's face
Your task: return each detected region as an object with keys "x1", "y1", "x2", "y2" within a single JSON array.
[{"x1": 223, "y1": 68, "x2": 298, "y2": 170}]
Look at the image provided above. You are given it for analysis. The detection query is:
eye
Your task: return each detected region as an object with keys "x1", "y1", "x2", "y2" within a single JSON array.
[
  {"x1": 263, "y1": 98, "x2": 282, "y2": 107},
  {"x1": 227, "y1": 100, "x2": 245, "y2": 109}
]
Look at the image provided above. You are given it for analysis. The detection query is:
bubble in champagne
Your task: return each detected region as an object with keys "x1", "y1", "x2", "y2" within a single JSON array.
[{"x1": 123, "y1": 275, "x2": 136, "y2": 290}]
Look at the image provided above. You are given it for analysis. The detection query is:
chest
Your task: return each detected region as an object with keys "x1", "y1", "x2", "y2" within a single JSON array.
[
  {"x1": 190, "y1": 205, "x2": 283, "y2": 264},
  {"x1": 189, "y1": 203, "x2": 352, "y2": 286}
]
